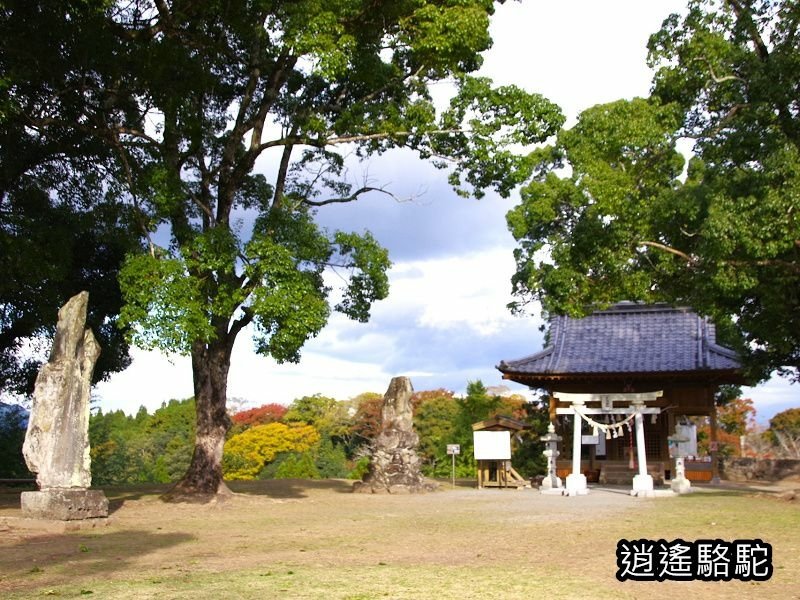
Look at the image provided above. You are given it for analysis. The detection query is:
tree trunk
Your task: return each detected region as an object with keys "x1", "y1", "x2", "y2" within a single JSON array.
[{"x1": 162, "y1": 338, "x2": 233, "y2": 502}]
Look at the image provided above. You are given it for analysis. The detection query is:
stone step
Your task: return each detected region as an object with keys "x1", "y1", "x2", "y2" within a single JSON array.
[{"x1": 599, "y1": 462, "x2": 665, "y2": 485}]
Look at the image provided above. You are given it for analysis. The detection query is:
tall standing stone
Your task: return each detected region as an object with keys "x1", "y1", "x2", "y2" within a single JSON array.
[
  {"x1": 354, "y1": 376, "x2": 437, "y2": 494},
  {"x1": 21, "y1": 292, "x2": 108, "y2": 520}
]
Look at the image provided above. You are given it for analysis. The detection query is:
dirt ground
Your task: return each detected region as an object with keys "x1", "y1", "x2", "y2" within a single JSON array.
[{"x1": 1, "y1": 478, "x2": 798, "y2": 599}]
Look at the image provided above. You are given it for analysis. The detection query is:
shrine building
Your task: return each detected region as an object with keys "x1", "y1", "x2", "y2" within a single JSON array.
[{"x1": 497, "y1": 302, "x2": 745, "y2": 495}]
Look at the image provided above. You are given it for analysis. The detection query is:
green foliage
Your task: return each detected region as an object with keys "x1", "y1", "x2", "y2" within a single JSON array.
[
  {"x1": 85, "y1": 383, "x2": 549, "y2": 484},
  {"x1": 413, "y1": 390, "x2": 460, "y2": 475},
  {"x1": 411, "y1": 383, "x2": 546, "y2": 478},
  {"x1": 0, "y1": 0, "x2": 142, "y2": 395},
  {"x1": 261, "y1": 452, "x2": 321, "y2": 480},
  {"x1": 257, "y1": 437, "x2": 348, "y2": 480},
  {"x1": 437, "y1": 76, "x2": 565, "y2": 198},
  {"x1": 0, "y1": 404, "x2": 32, "y2": 479},
  {"x1": 508, "y1": 0, "x2": 800, "y2": 382},
  {"x1": 509, "y1": 400, "x2": 550, "y2": 478},
  {"x1": 455, "y1": 381, "x2": 501, "y2": 436},
  {"x1": 118, "y1": 254, "x2": 219, "y2": 354},
  {"x1": 0, "y1": 196, "x2": 141, "y2": 394},
  {"x1": 332, "y1": 232, "x2": 392, "y2": 323},
  {"x1": 89, "y1": 398, "x2": 196, "y2": 485},
  {"x1": 346, "y1": 456, "x2": 371, "y2": 480},
  {"x1": 314, "y1": 437, "x2": 349, "y2": 478},
  {"x1": 284, "y1": 394, "x2": 352, "y2": 442}
]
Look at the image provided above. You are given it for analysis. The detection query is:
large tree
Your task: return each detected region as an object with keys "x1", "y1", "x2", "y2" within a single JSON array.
[
  {"x1": 507, "y1": 0, "x2": 800, "y2": 383},
  {"x1": 3, "y1": 1, "x2": 563, "y2": 498}
]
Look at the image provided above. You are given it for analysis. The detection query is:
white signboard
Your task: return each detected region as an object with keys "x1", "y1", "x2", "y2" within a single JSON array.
[
  {"x1": 446, "y1": 444, "x2": 460, "y2": 455},
  {"x1": 473, "y1": 430, "x2": 511, "y2": 460}
]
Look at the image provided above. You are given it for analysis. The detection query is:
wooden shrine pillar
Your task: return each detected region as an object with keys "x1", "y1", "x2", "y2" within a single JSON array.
[{"x1": 709, "y1": 394, "x2": 720, "y2": 484}]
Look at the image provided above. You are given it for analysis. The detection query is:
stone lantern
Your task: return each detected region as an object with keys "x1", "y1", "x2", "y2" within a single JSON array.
[
  {"x1": 539, "y1": 423, "x2": 563, "y2": 494},
  {"x1": 668, "y1": 426, "x2": 692, "y2": 494}
]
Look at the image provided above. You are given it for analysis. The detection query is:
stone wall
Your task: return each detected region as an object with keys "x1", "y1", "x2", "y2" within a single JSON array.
[{"x1": 720, "y1": 458, "x2": 800, "y2": 482}]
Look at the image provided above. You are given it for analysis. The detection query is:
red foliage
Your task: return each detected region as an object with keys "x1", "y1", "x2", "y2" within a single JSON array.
[
  {"x1": 350, "y1": 393, "x2": 384, "y2": 443},
  {"x1": 411, "y1": 388, "x2": 455, "y2": 410},
  {"x1": 232, "y1": 403, "x2": 288, "y2": 428}
]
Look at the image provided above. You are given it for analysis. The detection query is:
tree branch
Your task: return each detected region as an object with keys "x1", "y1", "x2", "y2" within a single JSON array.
[
  {"x1": 640, "y1": 241, "x2": 800, "y2": 273},
  {"x1": 228, "y1": 310, "x2": 254, "y2": 349},
  {"x1": 271, "y1": 129, "x2": 296, "y2": 212},
  {"x1": 638, "y1": 240, "x2": 697, "y2": 264},
  {"x1": 257, "y1": 128, "x2": 466, "y2": 153},
  {"x1": 726, "y1": 0, "x2": 770, "y2": 61},
  {"x1": 301, "y1": 185, "x2": 404, "y2": 207},
  {"x1": 108, "y1": 131, "x2": 156, "y2": 257}
]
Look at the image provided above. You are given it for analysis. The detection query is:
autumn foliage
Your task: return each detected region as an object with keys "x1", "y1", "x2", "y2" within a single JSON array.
[
  {"x1": 231, "y1": 403, "x2": 288, "y2": 428},
  {"x1": 223, "y1": 422, "x2": 320, "y2": 480}
]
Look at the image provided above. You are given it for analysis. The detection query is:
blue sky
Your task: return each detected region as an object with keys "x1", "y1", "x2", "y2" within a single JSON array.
[{"x1": 94, "y1": 0, "x2": 798, "y2": 424}]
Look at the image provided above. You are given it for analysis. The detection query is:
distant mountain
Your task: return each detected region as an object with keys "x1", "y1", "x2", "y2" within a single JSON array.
[{"x1": 0, "y1": 402, "x2": 29, "y2": 430}]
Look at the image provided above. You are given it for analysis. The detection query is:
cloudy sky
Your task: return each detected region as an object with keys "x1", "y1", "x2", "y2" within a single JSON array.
[{"x1": 94, "y1": 0, "x2": 797, "y2": 424}]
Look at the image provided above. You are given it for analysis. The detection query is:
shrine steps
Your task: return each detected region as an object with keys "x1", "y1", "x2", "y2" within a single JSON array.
[{"x1": 599, "y1": 462, "x2": 665, "y2": 485}]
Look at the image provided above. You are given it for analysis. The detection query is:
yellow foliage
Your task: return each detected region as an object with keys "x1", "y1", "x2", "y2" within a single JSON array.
[{"x1": 223, "y1": 422, "x2": 320, "y2": 480}]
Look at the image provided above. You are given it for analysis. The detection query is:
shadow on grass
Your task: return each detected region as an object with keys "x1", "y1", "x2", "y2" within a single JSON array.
[
  {"x1": 0, "y1": 485, "x2": 172, "y2": 515},
  {"x1": 227, "y1": 478, "x2": 355, "y2": 499},
  {"x1": 104, "y1": 484, "x2": 173, "y2": 514},
  {"x1": 1, "y1": 528, "x2": 194, "y2": 593},
  {"x1": 99, "y1": 479, "x2": 356, "y2": 510}
]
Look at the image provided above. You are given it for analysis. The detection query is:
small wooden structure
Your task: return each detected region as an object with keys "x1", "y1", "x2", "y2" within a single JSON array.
[
  {"x1": 497, "y1": 303, "x2": 746, "y2": 488},
  {"x1": 473, "y1": 416, "x2": 530, "y2": 489}
]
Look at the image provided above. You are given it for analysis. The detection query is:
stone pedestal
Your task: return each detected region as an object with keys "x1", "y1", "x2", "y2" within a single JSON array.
[
  {"x1": 630, "y1": 473, "x2": 655, "y2": 497},
  {"x1": 564, "y1": 473, "x2": 588, "y2": 496},
  {"x1": 21, "y1": 489, "x2": 108, "y2": 520},
  {"x1": 670, "y1": 456, "x2": 692, "y2": 494}
]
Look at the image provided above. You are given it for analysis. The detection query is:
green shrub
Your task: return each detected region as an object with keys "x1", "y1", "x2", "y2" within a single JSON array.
[
  {"x1": 347, "y1": 456, "x2": 370, "y2": 480},
  {"x1": 315, "y1": 438, "x2": 348, "y2": 478},
  {"x1": 260, "y1": 452, "x2": 320, "y2": 479},
  {"x1": 274, "y1": 452, "x2": 320, "y2": 479}
]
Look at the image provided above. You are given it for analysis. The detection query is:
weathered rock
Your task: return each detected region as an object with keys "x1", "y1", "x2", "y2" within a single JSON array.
[
  {"x1": 21, "y1": 292, "x2": 107, "y2": 519},
  {"x1": 354, "y1": 376, "x2": 438, "y2": 494}
]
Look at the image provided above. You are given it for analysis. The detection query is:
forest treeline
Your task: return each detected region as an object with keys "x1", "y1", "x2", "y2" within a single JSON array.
[
  {"x1": 84, "y1": 381, "x2": 549, "y2": 485},
  {"x1": 2, "y1": 386, "x2": 798, "y2": 483}
]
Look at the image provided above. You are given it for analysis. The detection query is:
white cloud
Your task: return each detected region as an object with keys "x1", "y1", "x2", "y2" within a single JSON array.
[
  {"x1": 742, "y1": 376, "x2": 799, "y2": 425},
  {"x1": 482, "y1": 0, "x2": 688, "y2": 123},
  {"x1": 94, "y1": 348, "x2": 193, "y2": 414},
  {"x1": 394, "y1": 249, "x2": 536, "y2": 337}
]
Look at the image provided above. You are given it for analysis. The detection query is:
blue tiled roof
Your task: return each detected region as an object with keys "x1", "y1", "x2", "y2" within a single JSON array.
[{"x1": 498, "y1": 303, "x2": 741, "y2": 376}]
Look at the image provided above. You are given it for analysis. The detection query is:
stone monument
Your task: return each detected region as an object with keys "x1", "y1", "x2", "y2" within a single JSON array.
[
  {"x1": 353, "y1": 376, "x2": 437, "y2": 494},
  {"x1": 21, "y1": 292, "x2": 108, "y2": 520}
]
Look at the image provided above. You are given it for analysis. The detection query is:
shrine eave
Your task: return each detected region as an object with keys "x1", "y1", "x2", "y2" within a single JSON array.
[{"x1": 500, "y1": 369, "x2": 746, "y2": 388}]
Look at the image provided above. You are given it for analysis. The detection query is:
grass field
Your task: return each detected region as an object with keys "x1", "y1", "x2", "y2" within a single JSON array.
[{"x1": 1, "y1": 479, "x2": 798, "y2": 599}]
